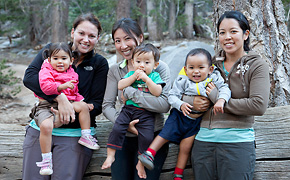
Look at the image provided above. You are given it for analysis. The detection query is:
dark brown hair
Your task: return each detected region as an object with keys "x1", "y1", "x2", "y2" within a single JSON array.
[
  {"x1": 133, "y1": 43, "x2": 160, "y2": 62},
  {"x1": 73, "y1": 13, "x2": 102, "y2": 36},
  {"x1": 43, "y1": 42, "x2": 78, "y2": 60},
  {"x1": 112, "y1": 18, "x2": 143, "y2": 45},
  {"x1": 185, "y1": 48, "x2": 212, "y2": 66},
  {"x1": 217, "y1": 11, "x2": 250, "y2": 51}
]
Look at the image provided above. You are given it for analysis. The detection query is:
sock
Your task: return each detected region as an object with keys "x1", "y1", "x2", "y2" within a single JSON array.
[
  {"x1": 81, "y1": 129, "x2": 91, "y2": 137},
  {"x1": 174, "y1": 167, "x2": 184, "y2": 180},
  {"x1": 146, "y1": 148, "x2": 156, "y2": 157},
  {"x1": 42, "y1": 152, "x2": 52, "y2": 161}
]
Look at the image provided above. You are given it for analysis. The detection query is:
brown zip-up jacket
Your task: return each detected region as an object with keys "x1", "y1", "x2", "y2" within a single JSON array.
[{"x1": 201, "y1": 50, "x2": 270, "y2": 129}]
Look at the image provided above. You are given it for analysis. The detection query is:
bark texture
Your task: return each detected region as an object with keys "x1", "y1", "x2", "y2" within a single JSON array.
[
  {"x1": 117, "y1": 0, "x2": 130, "y2": 19},
  {"x1": 184, "y1": 0, "x2": 194, "y2": 38},
  {"x1": 51, "y1": 0, "x2": 70, "y2": 43},
  {"x1": 137, "y1": 0, "x2": 147, "y2": 32},
  {"x1": 24, "y1": 0, "x2": 51, "y2": 46},
  {"x1": 169, "y1": 1, "x2": 177, "y2": 39},
  {"x1": 213, "y1": 0, "x2": 290, "y2": 107},
  {"x1": 147, "y1": 0, "x2": 163, "y2": 40}
]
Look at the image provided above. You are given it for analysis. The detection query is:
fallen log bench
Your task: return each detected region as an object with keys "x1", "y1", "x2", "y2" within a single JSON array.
[{"x1": 1, "y1": 105, "x2": 290, "y2": 179}]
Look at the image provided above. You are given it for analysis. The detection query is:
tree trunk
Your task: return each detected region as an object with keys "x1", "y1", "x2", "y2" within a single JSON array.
[
  {"x1": 169, "y1": 1, "x2": 176, "y2": 39},
  {"x1": 213, "y1": 0, "x2": 290, "y2": 107},
  {"x1": 184, "y1": 0, "x2": 193, "y2": 39},
  {"x1": 137, "y1": 0, "x2": 147, "y2": 32},
  {"x1": 23, "y1": 0, "x2": 50, "y2": 46},
  {"x1": 147, "y1": 0, "x2": 161, "y2": 40},
  {"x1": 51, "y1": 0, "x2": 70, "y2": 43},
  {"x1": 117, "y1": 0, "x2": 130, "y2": 19},
  {"x1": 116, "y1": 0, "x2": 130, "y2": 63}
]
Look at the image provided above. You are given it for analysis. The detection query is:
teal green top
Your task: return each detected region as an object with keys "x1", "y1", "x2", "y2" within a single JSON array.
[
  {"x1": 195, "y1": 127, "x2": 255, "y2": 143},
  {"x1": 123, "y1": 71, "x2": 165, "y2": 107},
  {"x1": 222, "y1": 61, "x2": 229, "y2": 76},
  {"x1": 29, "y1": 119, "x2": 96, "y2": 137}
]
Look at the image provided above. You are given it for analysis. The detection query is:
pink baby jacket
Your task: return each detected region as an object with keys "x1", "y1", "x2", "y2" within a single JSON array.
[{"x1": 37, "y1": 60, "x2": 84, "y2": 102}]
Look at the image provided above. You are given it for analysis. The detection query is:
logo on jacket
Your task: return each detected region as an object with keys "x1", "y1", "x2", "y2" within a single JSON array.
[
  {"x1": 84, "y1": 66, "x2": 93, "y2": 71},
  {"x1": 236, "y1": 64, "x2": 249, "y2": 74}
]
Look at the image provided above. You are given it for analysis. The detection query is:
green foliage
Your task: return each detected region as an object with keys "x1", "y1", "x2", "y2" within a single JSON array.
[
  {"x1": 0, "y1": 59, "x2": 21, "y2": 97},
  {"x1": 0, "y1": 0, "x2": 24, "y2": 35},
  {"x1": 69, "y1": 0, "x2": 117, "y2": 34},
  {"x1": 282, "y1": 0, "x2": 290, "y2": 33},
  {"x1": 176, "y1": 14, "x2": 188, "y2": 31},
  {"x1": 130, "y1": 0, "x2": 146, "y2": 22}
]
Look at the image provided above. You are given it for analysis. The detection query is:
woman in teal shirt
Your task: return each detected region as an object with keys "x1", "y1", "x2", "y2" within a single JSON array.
[{"x1": 185, "y1": 11, "x2": 270, "y2": 180}]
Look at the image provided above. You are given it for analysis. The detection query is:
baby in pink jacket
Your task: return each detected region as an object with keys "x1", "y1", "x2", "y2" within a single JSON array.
[{"x1": 32, "y1": 42, "x2": 99, "y2": 176}]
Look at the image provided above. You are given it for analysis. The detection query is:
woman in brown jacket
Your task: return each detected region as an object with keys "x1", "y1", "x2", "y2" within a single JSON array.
[{"x1": 187, "y1": 11, "x2": 270, "y2": 180}]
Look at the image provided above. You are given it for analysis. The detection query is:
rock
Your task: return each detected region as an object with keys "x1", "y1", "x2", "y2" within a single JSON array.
[{"x1": 160, "y1": 41, "x2": 214, "y2": 83}]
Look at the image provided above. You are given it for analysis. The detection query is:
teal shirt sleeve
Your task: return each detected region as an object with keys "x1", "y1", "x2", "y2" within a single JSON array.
[
  {"x1": 123, "y1": 71, "x2": 135, "y2": 79},
  {"x1": 149, "y1": 72, "x2": 165, "y2": 87}
]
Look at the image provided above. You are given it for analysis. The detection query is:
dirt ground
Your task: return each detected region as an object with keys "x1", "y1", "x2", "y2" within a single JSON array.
[{"x1": 0, "y1": 62, "x2": 34, "y2": 125}]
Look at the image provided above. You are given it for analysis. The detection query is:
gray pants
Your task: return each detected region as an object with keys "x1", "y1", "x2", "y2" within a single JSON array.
[
  {"x1": 22, "y1": 126, "x2": 93, "y2": 180},
  {"x1": 192, "y1": 140, "x2": 256, "y2": 180}
]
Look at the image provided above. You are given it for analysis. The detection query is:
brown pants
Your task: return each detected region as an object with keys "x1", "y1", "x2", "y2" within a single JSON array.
[{"x1": 29, "y1": 100, "x2": 58, "y2": 127}]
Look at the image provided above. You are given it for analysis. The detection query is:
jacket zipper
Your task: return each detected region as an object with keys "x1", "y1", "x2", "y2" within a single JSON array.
[{"x1": 208, "y1": 107, "x2": 214, "y2": 129}]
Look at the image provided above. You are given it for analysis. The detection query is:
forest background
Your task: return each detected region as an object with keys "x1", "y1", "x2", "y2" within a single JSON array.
[{"x1": 1, "y1": 0, "x2": 290, "y2": 107}]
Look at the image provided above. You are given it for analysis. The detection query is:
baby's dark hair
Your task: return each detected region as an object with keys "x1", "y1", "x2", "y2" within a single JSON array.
[
  {"x1": 185, "y1": 48, "x2": 212, "y2": 66},
  {"x1": 42, "y1": 42, "x2": 78, "y2": 60},
  {"x1": 132, "y1": 43, "x2": 160, "y2": 62}
]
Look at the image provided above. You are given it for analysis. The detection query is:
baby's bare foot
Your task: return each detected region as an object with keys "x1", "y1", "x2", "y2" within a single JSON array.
[
  {"x1": 101, "y1": 156, "x2": 115, "y2": 169},
  {"x1": 136, "y1": 160, "x2": 147, "y2": 179}
]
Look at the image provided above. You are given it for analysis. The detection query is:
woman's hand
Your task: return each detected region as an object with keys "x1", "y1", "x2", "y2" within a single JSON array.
[
  {"x1": 87, "y1": 103, "x2": 94, "y2": 111},
  {"x1": 121, "y1": 91, "x2": 127, "y2": 104},
  {"x1": 55, "y1": 93, "x2": 75, "y2": 124},
  {"x1": 193, "y1": 96, "x2": 211, "y2": 112},
  {"x1": 51, "y1": 107, "x2": 63, "y2": 128},
  {"x1": 206, "y1": 82, "x2": 216, "y2": 96},
  {"x1": 127, "y1": 119, "x2": 139, "y2": 135}
]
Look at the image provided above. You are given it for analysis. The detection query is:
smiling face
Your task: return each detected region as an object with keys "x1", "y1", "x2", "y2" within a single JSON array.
[
  {"x1": 48, "y1": 50, "x2": 72, "y2": 72},
  {"x1": 218, "y1": 18, "x2": 249, "y2": 57},
  {"x1": 113, "y1": 28, "x2": 143, "y2": 60},
  {"x1": 132, "y1": 52, "x2": 158, "y2": 75},
  {"x1": 70, "y1": 20, "x2": 99, "y2": 54},
  {"x1": 184, "y1": 54, "x2": 213, "y2": 83}
]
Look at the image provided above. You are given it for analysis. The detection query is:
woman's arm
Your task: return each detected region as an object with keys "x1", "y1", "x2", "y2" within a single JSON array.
[
  {"x1": 224, "y1": 60, "x2": 270, "y2": 116},
  {"x1": 102, "y1": 64, "x2": 121, "y2": 123},
  {"x1": 86, "y1": 55, "x2": 109, "y2": 118},
  {"x1": 23, "y1": 44, "x2": 58, "y2": 102},
  {"x1": 55, "y1": 93, "x2": 75, "y2": 124},
  {"x1": 122, "y1": 61, "x2": 171, "y2": 113},
  {"x1": 182, "y1": 95, "x2": 211, "y2": 112}
]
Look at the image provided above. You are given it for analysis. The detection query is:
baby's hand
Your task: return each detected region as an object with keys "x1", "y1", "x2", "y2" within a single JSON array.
[
  {"x1": 133, "y1": 70, "x2": 142, "y2": 79},
  {"x1": 213, "y1": 99, "x2": 226, "y2": 115},
  {"x1": 206, "y1": 82, "x2": 216, "y2": 96},
  {"x1": 63, "y1": 80, "x2": 77, "y2": 90},
  {"x1": 136, "y1": 70, "x2": 148, "y2": 82},
  {"x1": 57, "y1": 80, "x2": 77, "y2": 91},
  {"x1": 180, "y1": 103, "x2": 193, "y2": 116}
]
